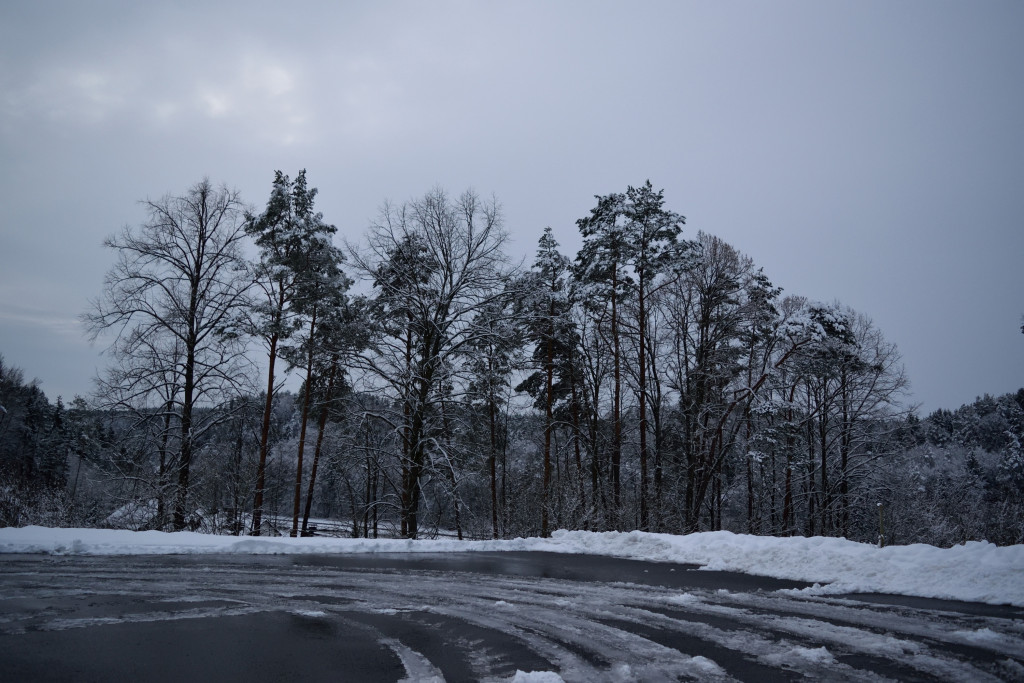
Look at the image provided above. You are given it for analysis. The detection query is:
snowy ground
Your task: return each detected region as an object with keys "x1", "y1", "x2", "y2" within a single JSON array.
[{"x1": 1, "y1": 526, "x2": 1022, "y2": 607}]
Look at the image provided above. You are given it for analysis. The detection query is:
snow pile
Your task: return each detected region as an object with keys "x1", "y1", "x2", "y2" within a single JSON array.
[
  {"x1": 1, "y1": 526, "x2": 1021, "y2": 606},
  {"x1": 544, "y1": 529, "x2": 1024, "y2": 606},
  {"x1": 0, "y1": 527, "x2": 463, "y2": 556}
]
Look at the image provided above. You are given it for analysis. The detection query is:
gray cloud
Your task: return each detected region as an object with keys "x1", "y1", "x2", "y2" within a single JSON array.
[{"x1": 1, "y1": 0, "x2": 1022, "y2": 411}]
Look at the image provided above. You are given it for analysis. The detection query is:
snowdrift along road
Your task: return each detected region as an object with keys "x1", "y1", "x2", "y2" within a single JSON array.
[{"x1": 2, "y1": 527, "x2": 1022, "y2": 607}]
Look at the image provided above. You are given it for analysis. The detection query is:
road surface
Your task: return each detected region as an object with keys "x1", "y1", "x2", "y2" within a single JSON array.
[{"x1": 1, "y1": 552, "x2": 1021, "y2": 681}]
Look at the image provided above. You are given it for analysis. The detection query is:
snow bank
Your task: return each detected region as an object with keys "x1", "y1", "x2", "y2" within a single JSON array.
[
  {"x1": 1, "y1": 526, "x2": 1021, "y2": 606},
  {"x1": 545, "y1": 530, "x2": 1024, "y2": 607}
]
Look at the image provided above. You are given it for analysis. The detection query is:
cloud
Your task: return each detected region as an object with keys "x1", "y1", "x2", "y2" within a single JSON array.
[
  {"x1": 191, "y1": 53, "x2": 308, "y2": 145},
  {"x1": 1, "y1": 31, "x2": 312, "y2": 147},
  {"x1": 198, "y1": 89, "x2": 231, "y2": 118},
  {"x1": 1, "y1": 63, "x2": 133, "y2": 126},
  {"x1": 0, "y1": 301, "x2": 83, "y2": 344},
  {"x1": 244, "y1": 60, "x2": 294, "y2": 98}
]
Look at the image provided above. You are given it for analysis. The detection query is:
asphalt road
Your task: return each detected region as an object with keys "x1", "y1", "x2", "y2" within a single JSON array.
[{"x1": 0, "y1": 552, "x2": 1021, "y2": 682}]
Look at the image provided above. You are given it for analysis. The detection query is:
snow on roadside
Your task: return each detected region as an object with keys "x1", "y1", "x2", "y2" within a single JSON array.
[
  {"x1": 1, "y1": 526, "x2": 1021, "y2": 607},
  {"x1": 545, "y1": 529, "x2": 1024, "y2": 607}
]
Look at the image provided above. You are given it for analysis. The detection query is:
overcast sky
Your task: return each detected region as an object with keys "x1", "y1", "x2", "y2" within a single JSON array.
[{"x1": 1, "y1": 1, "x2": 1022, "y2": 414}]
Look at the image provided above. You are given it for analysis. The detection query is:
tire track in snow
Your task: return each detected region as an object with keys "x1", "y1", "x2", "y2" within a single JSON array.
[{"x1": 1, "y1": 554, "x2": 1020, "y2": 682}]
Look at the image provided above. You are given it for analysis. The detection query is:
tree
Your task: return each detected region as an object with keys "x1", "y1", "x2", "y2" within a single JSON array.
[
  {"x1": 85, "y1": 179, "x2": 251, "y2": 530},
  {"x1": 619, "y1": 182, "x2": 686, "y2": 530},
  {"x1": 517, "y1": 227, "x2": 574, "y2": 536},
  {"x1": 663, "y1": 236, "x2": 830, "y2": 532},
  {"x1": 351, "y1": 188, "x2": 512, "y2": 538},
  {"x1": 788, "y1": 307, "x2": 908, "y2": 537},
  {"x1": 287, "y1": 278, "x2": 360, "y2": 538},
  {"x1": 246, "y1": 170, "x2": 339, "y2": 536},
  {"x1": 467, "y1": 295, "x2": 522, "y2": 538},
  {"x1": 271, "y1": 183, "x2": 349, "y2": 538},
  {"x1": 0, "y1": 356, "x2": 57, "y2": 488},
  {"x1": 295, "y1": 294, "x2": 370, "y2": 537},
  {"x1": 574, "y1": 192, "x2": 630, "y2": 520},
  {"x1": 666, "y1": 233, "x2": 750, "y2": 531},
  {"x1": 92, "y1": 324, "x2": 185, "y2": 528}
]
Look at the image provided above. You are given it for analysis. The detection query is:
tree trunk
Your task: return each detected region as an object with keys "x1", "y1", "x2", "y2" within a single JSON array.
[
  {"x1": 291, "y1": 308, "x2": 317, "y2": 537},
  {"x1": 251, "y1": 286, "x2": 283, "y2": 536},
  {"x1": 806, "y1": 390, "x2": 816, "y2": 537},
  {"x1": 173, "y1": 339, "x2": 196, "y2": 531},
  {"x1": 449, "y1": 463, "x2": 462, "y2": 541},
  {"x1": 489, "y1": 393, "x2": 499, "y2": 539},
  {"x1": 542, "y1": 304, "x2": 554, "y2": 537},
  {"x1": 611, "y1": 264, "x2": 622, "y2": 519},
  {"x1": 404, "y1": 338, "x2": 437, "y2": 539},
  {"x1": 400, "y1": 324, "x2": 413, "y2": 538},
  {"x1": 156, "y1": 403, "x2": 172, "y2": 530},
  {"x1": 570, "y1": 362, "x2": 585, "y2": 528},
  {"x1": 637, "y1": 272, "x2": 649, "y2": 531},
  {"x1": 819, "y1": 383, "x2": 830, "y2": 536},
  {"x1": 232, "y1": 408, "x2": 244, "y2": 535},
  {"x1": 746, "y1": 407, "x2": 755, "y2": 534},
  {"x1": 301, "y1": 357, "x2": 337, "y2": 536},
  {"x1": 840, "y1": 368, "x2": 851, "y2": 537},
  {"x1": 782, "y1": 388, "x2": 796, "y2": 534},
  {"x1": 648, "y1": 334, "x2": 664, "y2": 532}
]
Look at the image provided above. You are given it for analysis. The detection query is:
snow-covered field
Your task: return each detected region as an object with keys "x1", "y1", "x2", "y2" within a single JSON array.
[{"x1": 1, "y1": 526, "x2": 1022, "y2": 607}]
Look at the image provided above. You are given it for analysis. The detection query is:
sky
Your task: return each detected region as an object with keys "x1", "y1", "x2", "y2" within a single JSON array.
[{"x1": 0, "y1": 1, "x2": 1022, "y2": 414}]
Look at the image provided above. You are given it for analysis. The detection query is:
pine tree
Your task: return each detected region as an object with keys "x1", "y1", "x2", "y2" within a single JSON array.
[
  {"x1": 517, "y1": 227, "x2": 574, "y2": 536},
  {"x1": 467, "y1": 295, "x2": 521, "y2": 538},
  {"x1": 620, "y1": 182, "x2": 685, "y2": 530},
  {"x1": 299, "y1": 295, "x2": 368, "y2": 536},
  {"x1": 574, "y1": 193, "x2": 630, "y2": 522},
  {"x1": 246, "y1": 170, "x2": 341, "y2": 536}
]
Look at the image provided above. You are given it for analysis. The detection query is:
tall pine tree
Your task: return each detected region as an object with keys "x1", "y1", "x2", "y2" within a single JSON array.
[{"x1": 246, "y1": 170, "x2": 340, "y2": 535}]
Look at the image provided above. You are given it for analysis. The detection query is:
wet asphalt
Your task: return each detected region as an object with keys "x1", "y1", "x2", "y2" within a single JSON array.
[{"x1": 0, "y1": 552, "x2": 1020, "y2": 681}]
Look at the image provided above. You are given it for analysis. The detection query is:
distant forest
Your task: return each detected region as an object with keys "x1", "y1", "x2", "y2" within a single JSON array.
[{"x1": 2, "y1": 174, "x2": 1022, "y2": 547}]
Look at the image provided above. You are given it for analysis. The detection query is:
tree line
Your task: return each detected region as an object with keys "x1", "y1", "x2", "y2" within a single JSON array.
[{"x1": 2, "y1": 174, "x2": 1021, "y2": 546}]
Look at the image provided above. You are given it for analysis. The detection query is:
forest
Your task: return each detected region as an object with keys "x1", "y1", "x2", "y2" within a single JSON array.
[{"x1": 1, "y1": 174, "x2": 1022, "y2": 547}]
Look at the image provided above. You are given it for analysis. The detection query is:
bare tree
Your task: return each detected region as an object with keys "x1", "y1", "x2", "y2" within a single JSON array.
[
  {"x1": 349, "y1": 188, "x2": 513, "y2": 538},
  {"x1": 91, "y1": 333, "x2": 185, "y2": 528},
  {"x1": 85, "y1": 179, "x2": 252, "y2": 531},
  {"x1": 789, "y1": 307, "x2": 909, "y2": 537}
]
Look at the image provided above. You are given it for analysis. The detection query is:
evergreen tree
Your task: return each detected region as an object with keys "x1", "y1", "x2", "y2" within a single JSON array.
[
  {"x1": 517, "y1": 227, "x2": 574, "y2": 536},
  {"x1": 620, "y1": 182, "x2": 686, "y2": 530},
  {"x1": 574, "y1": 192, "x2": 631, "y2": 521},
  {"x1": 275, "y1": 180, "x2": 349, "y2": 538},
  {"x1": 246, "y1": 170, "x2": 340, "y2": 535},
  {"x1": 467, "y1": 295, "x2": 521, "y2": 538},
  {"x1": 299, "y1": 295, "x2": 369, "y2": 536}
]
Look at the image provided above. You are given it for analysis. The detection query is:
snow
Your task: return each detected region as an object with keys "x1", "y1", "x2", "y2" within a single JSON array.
[
  {"x1": 683, "y1": 656, "x2": 727, "y2": 678},
  {"x1": 510, "y1": 672, "x2": 564, "y2": 682},
  {"x1": 1, "y1": 526, "x2": 1022, "y2": 606},
  {"x1": 386, "y1": 635, "x2": 445, "y2": 683},
  {"x1": 766, "y1": 645, "x2": 835, "y2": 666}
]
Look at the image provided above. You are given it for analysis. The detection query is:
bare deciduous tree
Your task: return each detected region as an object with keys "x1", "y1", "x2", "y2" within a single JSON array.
[
  {"x1": 349, "y1": 188, "x2": 512, "y2": 538},
  {"x1": 85, "y1": 179, "x2": 252, "y2": 530}
]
